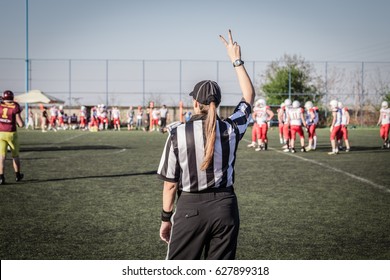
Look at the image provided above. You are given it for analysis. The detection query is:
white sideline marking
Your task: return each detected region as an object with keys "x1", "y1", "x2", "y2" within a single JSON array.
[{"x1": 243, "y1": 140, "x2": 390, "y2": 194}]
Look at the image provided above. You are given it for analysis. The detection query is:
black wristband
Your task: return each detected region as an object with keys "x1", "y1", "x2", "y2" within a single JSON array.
[
  {"x1": 233, "y1": 59, "x2": 244, "y2": 67},
  {"x1": 161, "y1": 209, "x2": 173, "y2": 222}
]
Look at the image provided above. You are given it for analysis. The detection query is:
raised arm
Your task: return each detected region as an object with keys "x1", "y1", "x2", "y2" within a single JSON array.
[{"x1": 219, "y1": 30, "x2": 255, "y2": 106}]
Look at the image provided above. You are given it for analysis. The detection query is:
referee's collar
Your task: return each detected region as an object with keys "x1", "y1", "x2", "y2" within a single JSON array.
[{"x1": 188, "y1": 114, "x2": 221, "y2": 122}]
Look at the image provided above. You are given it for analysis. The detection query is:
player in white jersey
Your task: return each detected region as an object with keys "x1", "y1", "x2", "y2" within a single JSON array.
[
  {"x1": 99, "y1": 104, "x2": 109, "y2": 130},
  {"x1": 277, "y1": 102, "x2": 285, "y2": 144},
  {"x1": 337, "y1": 102, "x2": 351, "y2": 152},
  {"x1": 151, "y1": 107, "x2": 160, "y2": 131},
  {"x1": 286, "y1": 100, "x2": 307, "y2": 153},
  {"x1": 48, "y1": 105, "x2": 58, "y2": 131},
  {"x1": 127, "y1": 106, "x2": 135, "y2": 131},
  {"x1": 312, "y1": 106, "x2": 319, "y2": 150},
  {"x1": 304, "y1": 101, "x2": 318, "y2": 151},
  {"x1": 253, "y1": 99, "x2": 274, "y2": 151},
  {"x1": 282, "y1": 98, "x2": 292, "y2": 151},
  {"x1": 328, "y1": 100, "x2": 342, "y2": 155},
  {"x1": 247, "y1": 100, "x2": 261, "y2": 148},
  {"x1": 89, "y1": 106, "x2": 99, "y2": 131},
  {"x1": 79, "y1": 106, "x2": 87, "y2": 130},
  {"x1": 111, "y1": 106, "x2": 121, "y2": 130},
  {"x1": 377, "y1": 101, "x2": 390, "y2": 149},
  {"x1": 57, "y1": 105, "x2": 66, "y2": 130}
]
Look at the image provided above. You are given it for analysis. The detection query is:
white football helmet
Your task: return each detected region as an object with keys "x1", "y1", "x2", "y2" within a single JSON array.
[
  {"x1": 292, "y1": 100, "x2": 300, "y2": 108},
  {"x1": 329, "y1": 100, "x2": 338, "y2": 109},
  {"x1": 284, "y1": 98, "x2": 292, "y2": 106},
  {"x1": 338, "y1": 102, "x2": 343, "y2": 108},
  {"x1": 256, "y1": 98, "x2": 266, "y2": 108},
  {"x1": 304, "y1": 101, "x2": 313, "y2": 109},
  {"x1": 382, "y1": 101, "x2": 389, "y2": 109}
]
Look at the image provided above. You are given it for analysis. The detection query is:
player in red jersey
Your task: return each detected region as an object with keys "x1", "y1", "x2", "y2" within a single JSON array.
[{"x1": 0, "y1": 90, "x2": 24, "y2": 184}]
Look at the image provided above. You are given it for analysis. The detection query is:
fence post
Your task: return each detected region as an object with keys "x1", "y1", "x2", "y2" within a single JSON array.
[
  {"x1": 25, "y1": 0, "x2": 30, "y2": 125},
  {"x1": 179, "y1": 59, "x2": 182, "y2": 102},
  {"x1": 288, "y1": 67, "x2": 291, "y2": 100},
  {"x1": 69, "y1": 59, "x2": 72, "y2": 112},
  {"x1": 142, "y1": 60, "x2": 145, "y2": 107},
  {"x1": 361, "y1": 62, "x2": 365, "y2": 126},
  {"x1": 324, "y1": 61, "x2": 328, "y2": 118},
  {"x1": 106, "y1": 60, "x2": 109, "y2": 106}
]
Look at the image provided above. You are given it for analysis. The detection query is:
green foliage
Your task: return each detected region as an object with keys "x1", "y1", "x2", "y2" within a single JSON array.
[
  {"x1": 383, "y1": 91, "x2": 390, "y2": 103},
  {"x1": 260, "y1": 54, "x2": 324, "y2": 106}
]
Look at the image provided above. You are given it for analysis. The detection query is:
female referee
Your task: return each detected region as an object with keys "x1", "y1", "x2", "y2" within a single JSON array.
[{"x1": 157, "y1": 30, "x2": 255, "y2": 260}]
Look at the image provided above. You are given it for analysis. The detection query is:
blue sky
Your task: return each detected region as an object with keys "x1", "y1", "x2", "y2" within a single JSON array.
[{"x1": 1, "y1": 0, "x2": 390, "y2": 62}]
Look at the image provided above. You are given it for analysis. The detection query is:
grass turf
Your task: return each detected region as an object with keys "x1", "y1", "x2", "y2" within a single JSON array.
[{"x1": 0, "y1": 127, "x2": 389, "y2": 259}]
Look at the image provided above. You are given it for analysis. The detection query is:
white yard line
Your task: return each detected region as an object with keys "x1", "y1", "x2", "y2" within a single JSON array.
[{"x1": 243, "y1": 139, "x2": 390, "y2": 194}]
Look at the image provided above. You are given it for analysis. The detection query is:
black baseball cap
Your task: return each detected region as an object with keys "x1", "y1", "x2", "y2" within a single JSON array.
[{"x1": 189, "y1": 80, "x2": 221, "y2": 106}]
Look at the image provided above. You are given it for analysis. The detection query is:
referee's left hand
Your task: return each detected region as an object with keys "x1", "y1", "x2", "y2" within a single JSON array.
[{"x1": 160, "y1": 221, "x2": 172, "y2": 243}]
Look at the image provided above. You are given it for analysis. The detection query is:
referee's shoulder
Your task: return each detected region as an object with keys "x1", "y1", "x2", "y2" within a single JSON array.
[{"x1": 164, "y1": 121, "x2": 183, "y2": 134}]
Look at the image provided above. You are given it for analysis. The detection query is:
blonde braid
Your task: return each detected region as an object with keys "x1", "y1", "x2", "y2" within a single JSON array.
[{"x1": 200, "y1": 102, "x2": 217, "y2": 170}]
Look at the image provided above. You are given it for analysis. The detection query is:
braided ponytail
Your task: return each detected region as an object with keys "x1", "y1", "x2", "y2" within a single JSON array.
[{"x1": 200, "y1": 102, "x2": 217, "y2": 170}]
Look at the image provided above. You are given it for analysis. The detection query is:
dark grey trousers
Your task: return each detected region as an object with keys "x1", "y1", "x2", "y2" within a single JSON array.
[{"x1": 167, "y1": 188, "x2": 240, "y2": 260}]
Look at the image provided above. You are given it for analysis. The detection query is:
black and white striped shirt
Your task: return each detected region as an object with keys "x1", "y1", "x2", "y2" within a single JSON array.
[{"x1": 157, "y1": 100, "x2": 252, "y2": 192}]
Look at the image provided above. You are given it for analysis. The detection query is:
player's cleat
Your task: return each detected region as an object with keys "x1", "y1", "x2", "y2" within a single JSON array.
[
  {"x1": 301, "y1": 147, "x2": 306, "y2": 152},
  {"x1": 283, "y1": 148, "x2": 290, "y2": 153},
  {"x1": 255, "y1": 145, "x2": 265, "y2": 152},
  {"x1": 282, "y1": 144, "x2": 288, "y2": 149},
  {"x1": 247, "y1": 143, "x2": 256, "y2": 148},
  {"x1": 328, "y1": 151, "x2": 338, "y2": 155},
  {"x1": 0, "y1": 174, "x2": 5, "y2": 185},
  {"x1": 345, "y1": 149, "x2": 350, "y2": 152},
  {"x1": 264, "y1": 143, "x2": 268, "y2": 150},
  {"x1": 15, "y1": 173, "x2": 24, "y2": 182},
  {"x1": 290, "y1": 148, "x2": 296, "y2": 153},
  {"x1": 305, "y1": 146, "x2": 311, "y2": 152}
]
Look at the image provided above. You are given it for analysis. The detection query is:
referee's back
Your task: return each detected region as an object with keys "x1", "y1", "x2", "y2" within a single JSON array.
[{"x1": 157, "y1": 100, "x2": 251, "y2": 193}]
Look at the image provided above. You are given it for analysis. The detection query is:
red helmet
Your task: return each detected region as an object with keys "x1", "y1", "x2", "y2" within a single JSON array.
[{"x1": 3, "y1": 90, "x2": 14, "y2": 101}]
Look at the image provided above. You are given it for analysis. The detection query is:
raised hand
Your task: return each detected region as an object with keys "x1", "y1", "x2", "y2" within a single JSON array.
[{"x1": 219, "y1": 30, "x2": 241, "y2": 63}]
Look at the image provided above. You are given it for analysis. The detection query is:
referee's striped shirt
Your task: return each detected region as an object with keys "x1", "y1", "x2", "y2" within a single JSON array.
[{"x1": 157, "y1": 100, "x2": 252, "y2": 192}]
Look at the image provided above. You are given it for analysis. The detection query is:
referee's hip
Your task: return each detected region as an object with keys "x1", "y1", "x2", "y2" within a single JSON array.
[{"x1": 178, "y1": 186, "x2": 235, "y2": 200}]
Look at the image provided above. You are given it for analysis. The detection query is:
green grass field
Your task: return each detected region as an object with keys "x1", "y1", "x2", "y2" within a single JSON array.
[{"x1": 0, "y1": 127, "x2": 389, "y2": 260}]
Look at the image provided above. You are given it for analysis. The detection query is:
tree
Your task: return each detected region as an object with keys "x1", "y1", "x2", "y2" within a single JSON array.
[{"x1": 259, "y1": 54, "x2": 324, "y2": 106}]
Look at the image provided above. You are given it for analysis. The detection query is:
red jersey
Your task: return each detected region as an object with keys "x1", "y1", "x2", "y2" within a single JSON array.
[{"x1": 0, "y1": 101, "x2": 22, "y2": 132}]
